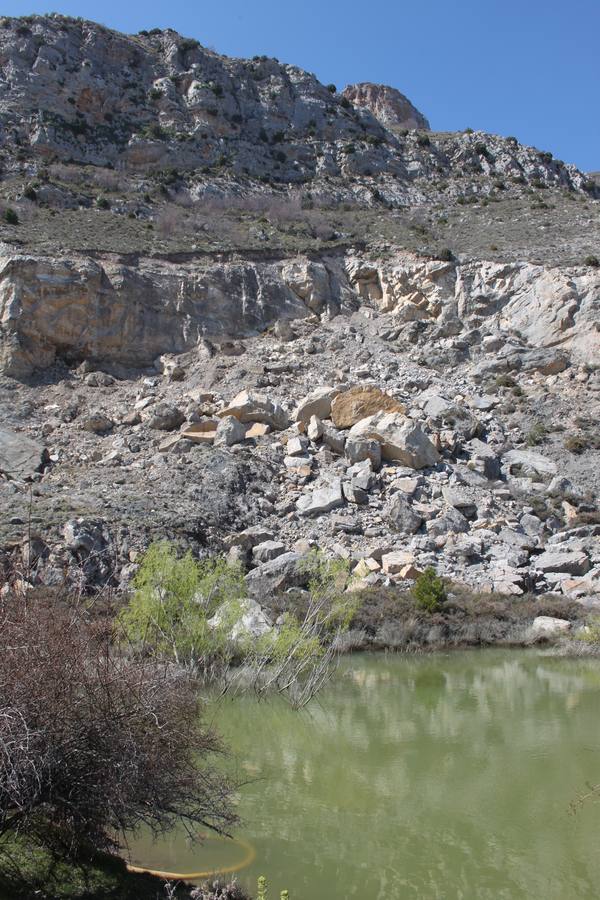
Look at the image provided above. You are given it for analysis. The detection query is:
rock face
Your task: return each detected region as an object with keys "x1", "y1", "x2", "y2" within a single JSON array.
[
  {"x1": 1, "y1": 14, "x2": 600, "y2": 613},
  {"x1": 342, "y1": 83, "x2": 430, "y2": 133},
  {"x1": 0, "y1": 252, "x2": 340, "y2": 376}
]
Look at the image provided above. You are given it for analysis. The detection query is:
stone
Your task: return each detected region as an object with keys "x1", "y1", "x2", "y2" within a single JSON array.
[
  {"x1": 427, "y1": 507, "x2": 470, "y2": 536},
  {"x1": 294, "y1": 386, "x2": 340, "y2": 425},
  {"x1": 252, "y1": 540, "x2": 287, "y2": 563},
  {"x1": 322, "y1": 424, "x2": 346, "y2": 455},
  {"x1": 286, "y1": 435, "x2": 309, "y2": 457},
  {"x1": 533, "y1": 549, "x2": 590, "y2": 576},
  {"x1": 297, "y1": 478, "x2": 345, "y2": 516},
  {"x1": 214, "y1": 415, "x2": 247, "y2": 447},
  {"x1": 393, "y1": 477, "x2": 420, "y2": 495},
  {"x1": 84, "y1": 371, "x2": 115, "y2": 387},
  {"x1": 384, "y1": 494, "x2": 423, "y2": 534},
  {"x1": 245, "y1": 552, "x2": 306, "y2": 597},
  {"x1": 225, "y1": 526, "x2": 275, "y2": 551},
  {"x1": 345, "y1": 436, "x2": 382, "y2": 468},
  {"x1": 529, "y1": 616, "x2": 571, "y2": 639},
  {"x1": 219, "y1": 390, "x2": 289, "y2": 430},
  {"x1": 466, "y1": 439, "x2": 501, "y2": 480},
  {"x1": 245, "y1": 422, "x2": 271, "y2": 439},
  {"x1": 307, "y1": 415, "x2": 324, "y2": 441},
  {"x1": 381, "y1": 550, "x2": 415, "y2": 575},
  {"x1": 209, "y1": 597, "x2": 273, "y2": 641},
  {"x1": 0, "y1": 427, "x2": 48, "y2": 480},
  {"x1": 503, "y1": 449, "x2": 557, "y2": 479},
  {"x1": 82, "y1": 411, "x2": 114, "y2": 434},
  {"x1": 349, "y1": 413, "x2": 440, "y2": 468},
  {"x1": 330, "y1": 386, "x2": 405, "y2": 429},
  {"x1": 342, "y1": 481, "x2": 369, "y2": 505},
  {"x1": 160, "y1": 354, "x2": 186, "y2": 381},
  {"x1": 146, "y1": 403, "x2": 185, "y2": 431}
]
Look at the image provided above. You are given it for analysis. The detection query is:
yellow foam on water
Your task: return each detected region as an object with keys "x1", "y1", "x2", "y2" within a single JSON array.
[{"x1": 126, "y1": 835, "x2": 256, "y2": 881}]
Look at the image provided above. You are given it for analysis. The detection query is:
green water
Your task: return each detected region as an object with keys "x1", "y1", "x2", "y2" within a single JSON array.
[{"x1": 130, "y1": 650, "x2": 600, "y2": 899}]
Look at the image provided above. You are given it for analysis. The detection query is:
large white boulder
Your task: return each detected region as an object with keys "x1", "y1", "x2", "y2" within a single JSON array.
[{"x1": 349, "y1": 413, "x2": 440, "y2": 468}]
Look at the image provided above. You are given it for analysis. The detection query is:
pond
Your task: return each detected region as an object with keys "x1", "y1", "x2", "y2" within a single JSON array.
[{"x1": 129, "y1": 650, "x2": 600, "y2": 899}]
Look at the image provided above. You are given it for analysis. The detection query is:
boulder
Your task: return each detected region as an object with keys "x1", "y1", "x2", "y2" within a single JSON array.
[
  {"x1": 245, "y1": 551, "x2": 306, "y2": 597},
  {"x1": 214, "y1": 415, "x2": 247, "y2": 447},
  {"x1": 297, "y1": 478, "x2": 345, "y2": 516},
  {"x1": 225, "y1": 526, "x2": 275, "y2": 551},
  {"x1": 349, "y1": 413, "x2": 440, "y2": 468},
  {"x1": 146, "y1": 403, "x2": 185, "y2": 431},
  {"x1": 294, "y1": 386, "x2": 340, "y2": 425},
  {"x1": 220, "y1": 390, "x2": 289, "y2": 430},
  {"x1": 252, "y1": 540, "x2": 287, "y2": 564},
  {"x1": 209, "y1": 597, "x2": 273, "y2": 641},
  {"x1": 0, "y1": 427, "x2": 48, "y2": 480},
  {"x1": 503, "y1": 449, "x2": 557, "y2": 479},
  {"x1": 381, "y1": 550, "x2": 415, "y2": 575},
  {"x1": 322, "y1": 424, "x2": 346, "y2": 455},
  {"x1": 384, "y1": 494, "x2": 423, "y2": 534},
  {"x1": 533, "y1": 549, "x2": 590, "y2": 576},
  {"x1": 82, "y1": 411, "x2": 114, "y2": 434},
  {"x1": 330, "y1": 386, "x2": 405, "y2": 429},
  {"x1": 345, "y1": 435, "x2": 382, "y2": 468},
  {"x1": 529, "y1": 616, "x2": 571, "y2": 639}
]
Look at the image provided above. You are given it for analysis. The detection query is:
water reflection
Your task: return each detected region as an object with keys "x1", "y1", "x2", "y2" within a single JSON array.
[{"x1": 131, "y1": 650, "x2": 600, "y2": 900}]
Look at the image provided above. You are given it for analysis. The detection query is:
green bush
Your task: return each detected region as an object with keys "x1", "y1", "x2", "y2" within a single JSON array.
[
  {"x1": 584, "y1": 255, "x2": 599, "y2": 268},
  {"x1": 96, "y1": 196, "x2": 110, "y2": 210},
  {"x1": 412, "y1": 568, "x2": 447, "y2": 612},
  {"x1": 326, "y1": 83, "x2": 337, "y2": 93},
  {"x1": 526, "y1": 422, "x2": 548, "y2": 446},
  {"x1": 4, "y1": 207, "x2": 18, "y2": 225},
  {"x1": 119, "y1": 542, "x2": 246, "y2": 664}
]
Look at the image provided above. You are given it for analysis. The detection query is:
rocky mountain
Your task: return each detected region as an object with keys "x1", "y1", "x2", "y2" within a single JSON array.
[
  {"x1": 1, "y1": 14, "x2": 600, "y2": 614},
  {"x1": 341, "y1": 83, "x2": 430, "y2": 133}
]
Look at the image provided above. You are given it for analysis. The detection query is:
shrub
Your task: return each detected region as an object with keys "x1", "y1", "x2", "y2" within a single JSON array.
[
  {"x1": 119, "y1": 542, "x2": 245, "y2": 665},
  {"x1": 340, "y1": 96, "x2": 351, "y2": 109},
  {"x1": 326, "y1": 83, "x2": 337, "y2": 93},
  {"x1": 416, "y1": 133, "x2": 430, "y2": 147},
  {"x1": 3, "y1": 207, "x2": 18, "y2": 225},
  {"x1": 437, "y1": 247, "x2": 454, "y2": 262},
  {"x1": 0, "y1": 594, "x2": 237, "y2": 865},
  {"x1": 565, "y1": 434, "x2": 589, "y2": 454},
  {"x1": 412, "y1": 568, "x2": 447, "y2": 612},
  {"x1": 526, "y1": 422, "x2": 548, "y2": 446},
  {"x1": 96, "y1": 196, "x2": 110, "y2": 210},
  {"x1": 179, "y1": 38, "x2": 199, "y2": 53},
  {"x1": 22, "y1": 185, "x2": 37, "y2": 201},
  {"x1": 495, "y1": 374, "x2": 517, "y2": 388},
  {"x1": 584, "y1": 255, "x2": 600, "y2": 268}
]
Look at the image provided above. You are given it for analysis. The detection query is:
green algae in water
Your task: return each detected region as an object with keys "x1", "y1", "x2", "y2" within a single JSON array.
[{"x1": 129, "y1": 649, "x2": 600, "y2": 900}]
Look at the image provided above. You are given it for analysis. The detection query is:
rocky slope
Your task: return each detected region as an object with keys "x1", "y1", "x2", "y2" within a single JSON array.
[{"x1": 0, "y1": 14, "x2": 599, "y2": 615}]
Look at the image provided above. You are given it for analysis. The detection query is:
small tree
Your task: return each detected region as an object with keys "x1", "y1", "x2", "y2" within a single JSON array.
[
  {"x1": 119, "y1": 542, "x2": 246, "y2": 665},
  {"x1": 412, "y1": 568, "x2": 447, "y2": 612},
  {"x1": 0, "y1": 593, "x2": 237, "y2": 864}
]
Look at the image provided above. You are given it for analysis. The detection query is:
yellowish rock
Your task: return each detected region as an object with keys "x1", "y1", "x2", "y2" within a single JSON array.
[{"x1": 331, "y1": 386, "x2": 405, "y2": 429}]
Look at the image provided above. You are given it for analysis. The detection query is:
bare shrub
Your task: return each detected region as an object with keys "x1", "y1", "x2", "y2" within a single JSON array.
[
  {"x1": 0, "y1": 593, "x2": 237, "y2": 862},
  {"x1": 156, "y1": 205, "x2": 187, "y2": 236}
]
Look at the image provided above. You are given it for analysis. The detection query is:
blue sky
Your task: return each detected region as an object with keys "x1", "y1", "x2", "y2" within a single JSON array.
[{"x1": 6, "y1": 0, "x2": 599, "y2": 171}]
